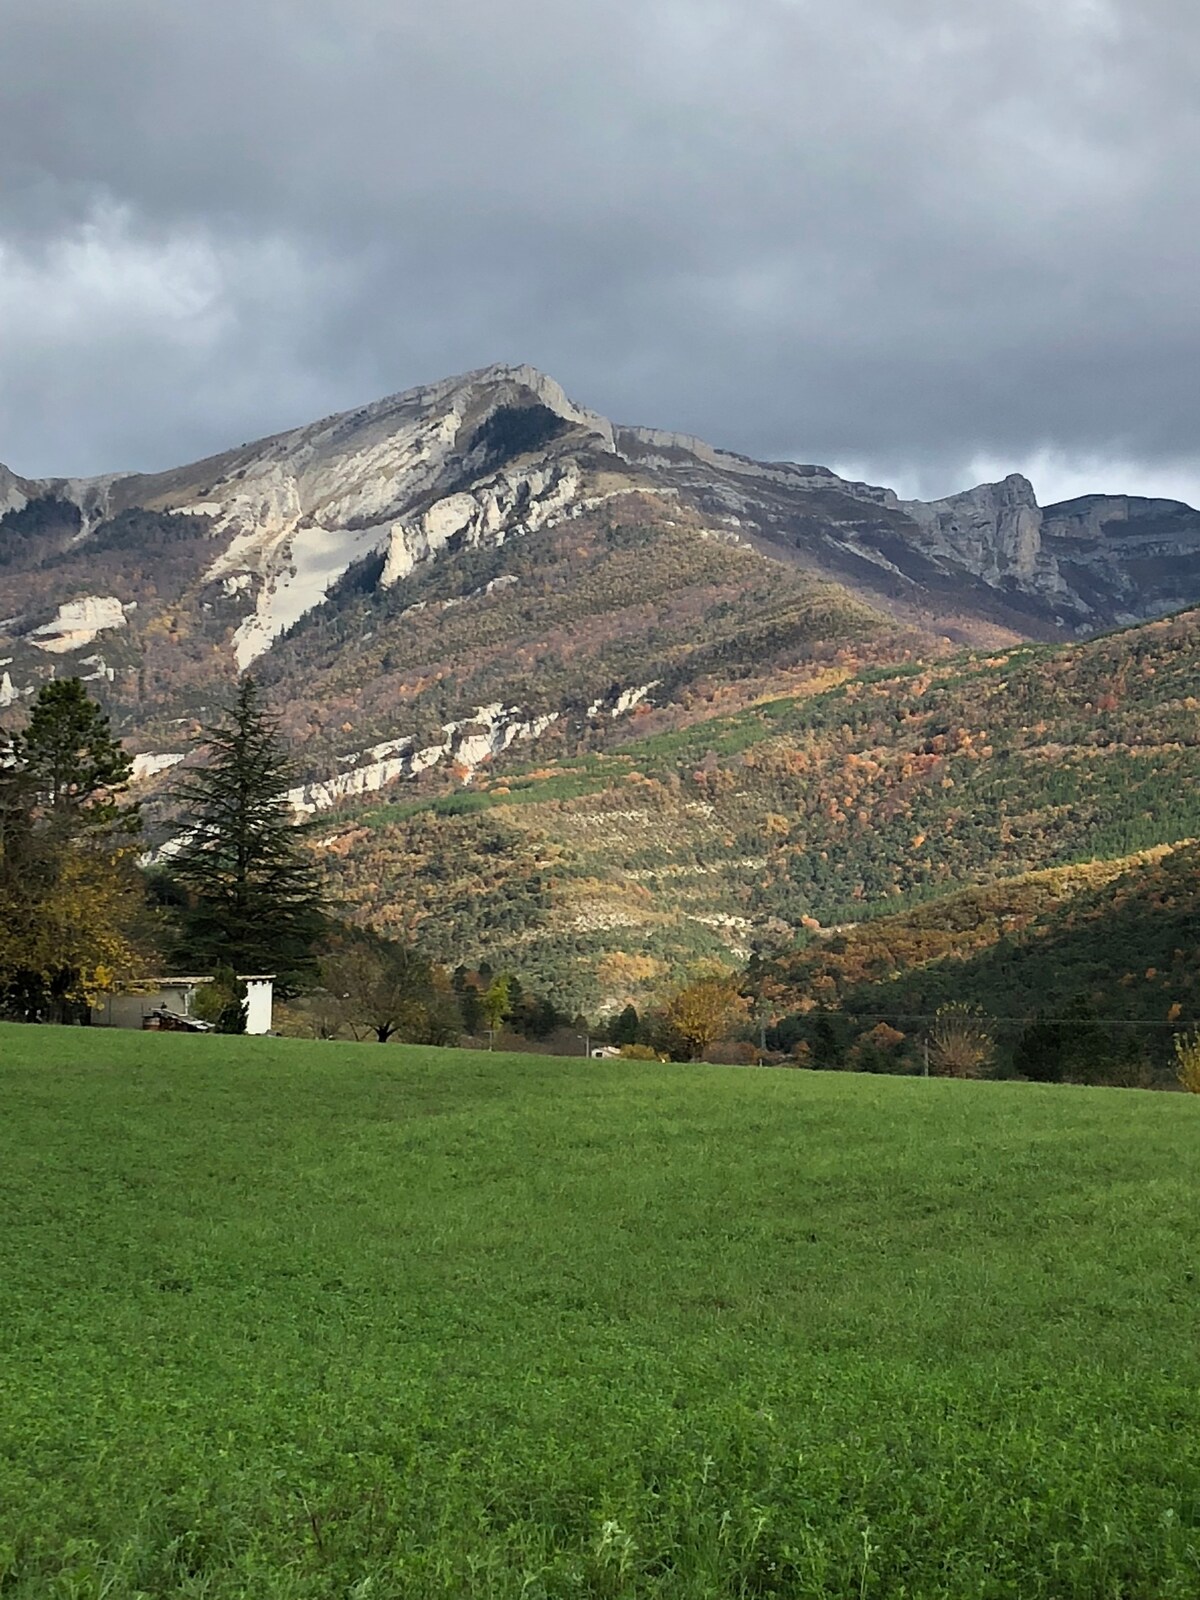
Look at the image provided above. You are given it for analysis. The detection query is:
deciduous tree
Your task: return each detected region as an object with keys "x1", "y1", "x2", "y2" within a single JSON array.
[
  {"x1": 0, "y1": 680, "x2": 144, "y2": 1022},
  {"x1": 319, "y1": 931, "x2": 434, "y2": 1043},
  {"x1": 482, "y1": 976, "x2": 513, "y2": 1045},
  {"x1": 927, "y1": 1003, "x2": 993, "y2": 1079},
  {"x1": 663, "y1": 976, "x2": 748, "y2": 1061}
]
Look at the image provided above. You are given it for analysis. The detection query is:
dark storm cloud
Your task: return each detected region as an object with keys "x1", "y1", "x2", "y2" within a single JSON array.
[{"x1": 2, "y1": 0, "x2": 1199, "y2": 502}]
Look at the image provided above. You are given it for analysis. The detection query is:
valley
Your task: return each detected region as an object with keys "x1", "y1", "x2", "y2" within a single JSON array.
[{"x1": 2, "y1": 364, "x2": 1199, "y2": 1021}]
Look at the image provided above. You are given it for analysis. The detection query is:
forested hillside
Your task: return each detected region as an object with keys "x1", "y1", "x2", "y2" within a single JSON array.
[
  {"x1": 321, "y1": 607, "x2": 1200, "y2": 1010},
  {"x1": 253, "y1": 499, "x2": 926, "y2": 775},
  {"x1": 766, "y1": 842, "x2": 1199, "y2": 1075}
]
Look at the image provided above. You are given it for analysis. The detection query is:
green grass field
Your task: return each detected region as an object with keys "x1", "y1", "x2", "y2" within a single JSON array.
[{"x1": 1, "y1": 1026, "x2": 1198, "y2": 1598}]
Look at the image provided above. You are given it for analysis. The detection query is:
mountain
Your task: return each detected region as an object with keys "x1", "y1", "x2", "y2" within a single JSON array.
[
  {"x1": 5, "y1": 363, "x2": 1200, "y2": 785},
  {"x1": 3, "y1": 364, "x2": 1200, "y2": 1012}
]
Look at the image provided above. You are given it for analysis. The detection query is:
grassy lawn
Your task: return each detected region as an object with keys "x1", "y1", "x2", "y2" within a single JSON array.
[{"x1": 1, "y1": 1026, "x2": 1197, "y2": 1598}]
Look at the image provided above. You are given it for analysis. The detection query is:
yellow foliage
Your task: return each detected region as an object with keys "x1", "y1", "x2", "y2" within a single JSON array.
[
  {"x1": 663, "y1": 977, "x2": 749, "y2": 1060},
  {"x1": 0, "y1": 840, "x2": 144, "y2": 1009},
  {"x1": 1174, "y1": 1030, "x2": 1200, "y2": 1093},
  {"x1": 597, "y1": 951, "x2": 665, "y2": 989}
]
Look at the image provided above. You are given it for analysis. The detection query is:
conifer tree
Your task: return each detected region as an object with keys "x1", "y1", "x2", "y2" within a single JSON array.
[
  {"x1": 168, "y1": 678, "x2": 326, "y2": 991},
  {"x1": 20, "y1": 677, "x2": 134, "y2": 827}
]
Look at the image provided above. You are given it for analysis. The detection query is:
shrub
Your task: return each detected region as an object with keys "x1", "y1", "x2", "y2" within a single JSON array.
[
  {"x1": 848, "y1": 1021, "x2": 909, "y2": 1074},
  {"x1": 1174, "y1": 1029, "x2": 1200, "y2": 1093},
  {"x1": 704, "y1": 1039, "x2": 758, "y2": 1065},
  {"x1": 192, "y1": 965, "x2": 247, "y2": 1034},
  {"x1": 927, "y1": 1004, "x2": 993, "y2": 1079}
]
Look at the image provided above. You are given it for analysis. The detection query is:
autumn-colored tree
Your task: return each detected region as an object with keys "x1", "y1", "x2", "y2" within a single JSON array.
[
  {"x1": 663, "y1": 976, "x2": 749, "y2": 1061},
  {"x1": 0, "y1": 680, "x2": 145, "y2": 1022},
  {"x1": 848, "y1": 1020, "x2": 908, "y2": 1073},
  {"x1": 927, "y1": 1003, "x2": 993, "y2": 1079},
  {"x1": 482, "y1": 976, "x2": 513, "y2": 1046},
  {"x1": 0, "y1": 831, "x2": 145, "y2": 1021},
  {"x1": 1174, "y1": 1029, "x2": 1200, "y2": 1094}
]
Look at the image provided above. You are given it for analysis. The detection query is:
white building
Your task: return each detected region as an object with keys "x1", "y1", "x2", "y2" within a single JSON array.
[{"x1": 92, "y1": 975, "x2": 275, "y2": 1035}]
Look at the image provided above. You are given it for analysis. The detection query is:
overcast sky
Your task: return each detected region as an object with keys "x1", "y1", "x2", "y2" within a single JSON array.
[{"x1": 3, "y1": 0, "x2": 1199, "y2": 505}]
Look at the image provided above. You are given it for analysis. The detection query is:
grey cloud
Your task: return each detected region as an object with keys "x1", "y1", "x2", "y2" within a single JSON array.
[{"x1": 2, "y1": 0, "x2": 1199, "y2": 503}]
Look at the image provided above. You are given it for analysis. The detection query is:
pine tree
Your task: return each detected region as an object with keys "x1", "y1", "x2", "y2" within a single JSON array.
[
  {"x1": 611, "y1": 1003, "x2": 641, "y2": 1046},
  {"x1": 19, "y1": 677, "x2": 134, "y2": 829},
  {"x1": 168, "y1": 678, "x2": 326, "y2": 991}
]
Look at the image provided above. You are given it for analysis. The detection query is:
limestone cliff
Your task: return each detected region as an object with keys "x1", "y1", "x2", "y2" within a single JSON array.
[
  {"x1": 900, "y1": 475, "x2": 1067, "y2": 600},
  {"x1": 5, "y1": 362, "x2": 1200, "y2": 817}
]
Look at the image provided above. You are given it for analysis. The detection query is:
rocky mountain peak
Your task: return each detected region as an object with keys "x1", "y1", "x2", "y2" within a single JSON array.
[
  {"x1": 95, "y1": 364, "x2": 618, "y2": 667},
  {"x1": 0, "y1": 463, "x2": 32, "y2": 519},
  {"x1": 6, "y1": 364, "x2": 1200, "y2": 749},
  {"x1": 902, "y1": 472, "x2": 1052, "y2": 591}
]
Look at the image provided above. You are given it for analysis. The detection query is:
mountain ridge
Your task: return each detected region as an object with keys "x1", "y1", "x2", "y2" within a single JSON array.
[
  {"x1": 5, "y1": 362, "x2": 1200, "y2": 664},
  {"x1": 3, "y1": 362, "x2": 1200, "y2": 817}
]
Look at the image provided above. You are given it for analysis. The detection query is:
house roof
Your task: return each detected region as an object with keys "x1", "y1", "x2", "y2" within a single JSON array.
[{"x1": 110, "y1": 974, "x2": 276, "y2": 988}]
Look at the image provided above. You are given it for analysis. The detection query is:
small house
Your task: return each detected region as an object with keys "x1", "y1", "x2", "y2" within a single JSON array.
[{"x1": 92, "y1": 975, "x2": 275, "y2": 1035}]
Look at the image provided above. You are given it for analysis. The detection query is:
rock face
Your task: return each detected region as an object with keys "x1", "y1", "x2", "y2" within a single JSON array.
[
  {"x1": 5, "y1": 362, "x2": 1200, "y2": 663},
  {"x1": 379, "y1": 461, "x2": 583, "y2": 589},
  {"x1": 29, "y1": 596, "x2": 129, "y2": 653},
  {"x1": 284, "y1": 700, "x2": 568, "y2": 814},
  {"x1": 0, "y1": 464, "x2": 31, "y2": 520},
  {"x1": 903, "y1": 476, "x2": 1050, "y2": 587},
  {"x1": 5, "y1": 361, "x2": 1200, "y2": 814},
  {"x1": 1040, "y1": 494, "x2": 1200, "y2": 624}
]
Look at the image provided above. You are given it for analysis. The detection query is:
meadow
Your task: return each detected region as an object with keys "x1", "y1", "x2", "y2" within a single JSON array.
[{"x1": 1, "y1": 1025, "x2": 1197, "y2": 1598}]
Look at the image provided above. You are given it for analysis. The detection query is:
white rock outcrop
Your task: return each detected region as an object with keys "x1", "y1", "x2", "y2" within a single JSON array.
[
  {"x1": 169, "y1": 365, "x2": 613, "y2": 666},
  {"x1": 287, "y1": 677, "x2": 654, "y2": 816},
  {"x1": 287, "y1": 701, "x2": 561, "y2": 814},
  {"x1": 380, "y1": 463, "x2": 581, "y2": 586},
  {"x1": 29, "y1": 596, "x2": 129, "y2": 653},
  {"x1": 587, "y1": 683, "x2": 657, "y2": 719},
  {"x1": 130, "y1": 752, "x2": 186, "y2": 782}
]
